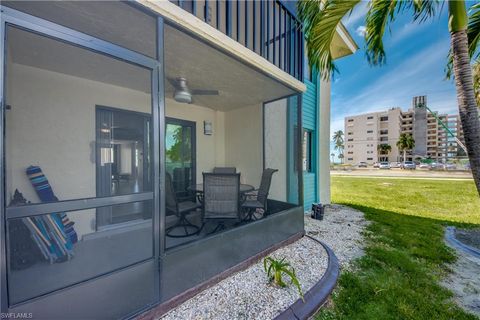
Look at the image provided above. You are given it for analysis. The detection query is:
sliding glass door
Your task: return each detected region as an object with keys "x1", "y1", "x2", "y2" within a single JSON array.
[
  {"x1": 165, "y1": 118, "x2": 196, "y2": 199},
  {"x1": 96, "y1": 107, "x2": 152, "y2": 227}
]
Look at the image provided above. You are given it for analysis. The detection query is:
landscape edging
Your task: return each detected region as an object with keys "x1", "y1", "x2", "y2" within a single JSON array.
[
  {"x1": 445, "y1": 226, "x2": 480, "y2": 259},
  {"x1": 274, "y1": 236, "x2": 340, "y2": 320}
]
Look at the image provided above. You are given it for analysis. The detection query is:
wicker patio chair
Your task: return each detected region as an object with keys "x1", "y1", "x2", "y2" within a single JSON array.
[
  {"x1": 241, "y1": 168, "x2": 278, "y2": 220},
  {"x1": 166, "y1": 172, "x2": 201, "y2": 238},
  {"x1": 212, "y1": 167, "x2": 236, "y2": 174},
  {"x1": 202, "y1": 172, "x2": 240, "y2": 234}
]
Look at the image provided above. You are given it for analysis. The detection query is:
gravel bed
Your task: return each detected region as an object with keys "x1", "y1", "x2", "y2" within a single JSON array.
[
  {"x1": 159, "y1": 236, "x2": 328, "y2": 320},
  {"x1": 158, "y1": 205, "x2": 367, "y2": 320},
  {"x1": 455, "y1": 228, "x2": 480, "y2": 250},
  {"x1": 305, "y1": 204, "x2": 368, "y2": 269}
]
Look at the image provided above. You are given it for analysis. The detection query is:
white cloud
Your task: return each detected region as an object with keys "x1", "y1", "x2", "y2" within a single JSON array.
[
  {"x1": 342, "y1": 2, "x2": 369, "y2": 29},
  {"x1": 355, "y1": 25, "x2": 367, "y2": 37}
]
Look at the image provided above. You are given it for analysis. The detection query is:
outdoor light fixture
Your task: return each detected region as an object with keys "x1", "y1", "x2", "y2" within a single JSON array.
[{"x1": 204, "y1": 121, "x2": 213, "y2": 135}]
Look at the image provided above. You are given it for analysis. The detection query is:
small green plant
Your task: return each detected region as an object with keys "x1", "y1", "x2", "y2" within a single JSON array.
[{"x1": 263, "y1": 257, "x2": 304, "y2": 301}]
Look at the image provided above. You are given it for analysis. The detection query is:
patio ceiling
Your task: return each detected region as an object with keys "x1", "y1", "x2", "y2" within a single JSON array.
[
  {"x1": 6, "y1": 24, "x2": 296, "y2": 113},
  {"x1": 164, "y1": 24, "x2": 296, "y2": 111}
]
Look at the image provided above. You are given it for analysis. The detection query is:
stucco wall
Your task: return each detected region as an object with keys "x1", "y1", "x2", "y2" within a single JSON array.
[
  {"x1": 224, "y1": 103, "x2": 263, "y2": 188},
  {"x1": 264, "y1": 99, "x2": 287, "y2": 202},
  {"x1": 5, "y1": 62, "x2": 265, "y2": 237}
]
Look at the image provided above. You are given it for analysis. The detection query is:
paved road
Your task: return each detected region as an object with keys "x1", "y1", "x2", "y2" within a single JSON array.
[{"x1": 331, "y1": 168, "x2": 473, "y2": 180}]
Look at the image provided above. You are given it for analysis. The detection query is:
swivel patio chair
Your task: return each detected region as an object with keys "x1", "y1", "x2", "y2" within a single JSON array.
[
  {"x1": 166, "y1": 172, "x2": 201, "y2": 238},
  {"x1": 212, "y1": 167, "x2": 236, "y2": 174},
  {"x1": 241, "y1": 168, "x2": 278, "y2": 221},
  {"x1": 202, "y1": 172, "x2": 240, "y2": 234}
]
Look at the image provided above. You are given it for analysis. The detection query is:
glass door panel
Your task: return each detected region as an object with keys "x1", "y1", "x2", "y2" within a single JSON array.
[{"x1": 165, "y1": 118, "x2": 196, "y2": 200}]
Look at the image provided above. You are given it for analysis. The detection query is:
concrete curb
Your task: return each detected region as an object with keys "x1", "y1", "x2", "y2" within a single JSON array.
[
  {"x1": 274, "y1": 236, "x2": 340, "y2": 320},
  {"x1": 445, "y1": 226, "x2": 480, "y2": 259}
]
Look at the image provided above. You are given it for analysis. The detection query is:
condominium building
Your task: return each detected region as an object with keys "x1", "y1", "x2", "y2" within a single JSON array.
[
  {"x1": 344, "y1": 96, "x2": 464, "y2": 164},
  {"x1": 344, "y1": 108, "x2": 402, "y2": 164}
]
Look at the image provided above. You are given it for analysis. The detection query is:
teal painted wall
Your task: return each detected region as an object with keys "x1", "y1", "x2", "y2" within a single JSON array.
[{"x1": 302, "y1": 78, "x2": 318, "y2": 210}]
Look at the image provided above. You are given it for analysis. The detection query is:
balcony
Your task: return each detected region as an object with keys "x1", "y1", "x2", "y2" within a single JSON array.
[{"x1": 171, "y1": 0, "x2": 304, "y2": 80}]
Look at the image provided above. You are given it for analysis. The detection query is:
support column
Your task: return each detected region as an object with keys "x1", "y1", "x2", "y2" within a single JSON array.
[{"x1": 318, "y1": 76, "x2": 331, "y2": 205}]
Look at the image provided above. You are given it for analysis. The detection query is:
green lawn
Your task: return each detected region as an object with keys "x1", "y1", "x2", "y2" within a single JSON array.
[{"x1": 317, "y1": 176, "x2": 480, "y2": 320}]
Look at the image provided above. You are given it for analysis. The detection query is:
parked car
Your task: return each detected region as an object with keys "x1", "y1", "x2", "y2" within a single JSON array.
[
  {"x1": 419, "y1": 163, "x2": 431, "y2": 169},
  {"x1": 358, "y1": 162, "x2": 368, "y2": 168},
  {"x1": 434, "y1": 163, "x2": 446, "y2": 170},
  {"x1": 373, "y1": 162, "x2": 380, "y2": 168},
  {"x1": 379, "y1": 162, "x2": 390, "y2": 169},
  {"x1": 402, "y1": 161, "x2": 416, "y2": 170},
  {"x1": 445, "y1": 163, "x2": 457, "y2": 170},
  {"x1": 390, "y1": 161, "x2": 401, "y2": 168}
]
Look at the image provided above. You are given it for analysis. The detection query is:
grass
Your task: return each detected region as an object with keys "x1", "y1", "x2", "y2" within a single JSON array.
[{"x1": 316, "y1": 176, "x2": 480, "y2": 320}]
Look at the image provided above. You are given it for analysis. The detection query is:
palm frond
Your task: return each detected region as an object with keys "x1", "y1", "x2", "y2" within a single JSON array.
[
  {"x1": 298, "y1": 0, "x2": 361, "y2": 79},
  {"x1": 447, "y1": 2, "x2": 480, "y2": 80},
  {"x1": 411, "y1": 0, "x2": 442, "y2": 23},
  {"x1": 365, "y1": 0, "x2": 401, "y2": 65},
  {"x1": 468, "y1": 2, "x2": 480, "y2": 61}
]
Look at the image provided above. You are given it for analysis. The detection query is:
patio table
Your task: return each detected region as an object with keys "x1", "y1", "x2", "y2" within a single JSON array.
[
  {"x1": 188, "y1": 183, "x2": 254, "y2": 206},
  {"x1": 188, "y1": 183, "x2": 254, "y2": 194}
]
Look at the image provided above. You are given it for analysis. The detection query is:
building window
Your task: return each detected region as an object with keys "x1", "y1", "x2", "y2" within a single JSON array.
[
  {"x1": 367, "y1": 137, "x2": 373, "y2": 140},
  {"x1": 348, "y1": 138, "x2": 354, "y2": 142},
  {"x1": 367, "y1": 116, "x2": 374, "y2": 120},
  {"x1": 303, "y1": 130, "x2": 313, "y2": 172},
  {"x1": 367, "y1": 130, "x2": 373, "y2": 134},
  {"x1": 348, "y1": 132, "x2": 353, "y2": 135},
  {"x1": 348, "y1": 151, "x2": 353, "y2": 154},
  {"x1": 367, "y1": 157, "x2": 373, "y2": 160},
  {"x1": 380, "y1": 129, "x2": 388, "y2": 135},
  {"x1": 348, "y1": 119, "x2": 354, "y2": 122},
  {"x1": 380, "y1": 137, "x2": 388, "y2": 141},
  {"x1": 380, "y1": 116, "x2": 388, "y2": 121},
  {"x1": 348, "y1": 158, "x2": 353, "y2": 161}
]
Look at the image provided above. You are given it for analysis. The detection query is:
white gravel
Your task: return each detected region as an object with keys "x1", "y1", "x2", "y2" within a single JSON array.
[
  {"x1": 441, "y1": 241, "x2": 480, "y2": 316},
  {"x1": 305, "y1": 204, "x2": 368, "y2": 269},
  {"x1": 159, "y1": 236, "x2": 328, "y2": 320},
  {"x1": 158, "y1": 205, "x2": 368, "y2": 320}
]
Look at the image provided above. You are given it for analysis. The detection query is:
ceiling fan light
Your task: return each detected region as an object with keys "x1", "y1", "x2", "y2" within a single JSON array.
[{"x1": 174, "y1": 89, "x2": 192, "y2": 104}]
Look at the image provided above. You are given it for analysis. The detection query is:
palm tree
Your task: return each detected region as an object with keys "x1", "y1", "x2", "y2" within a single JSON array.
[
  {"x1": 331, "y1": 152, "x2": 336, "y2": 164},
  {"x1": 332, "y1": 130, "x2": 344, "y2": 146},
  {"x1": 396, "y1": 134, "x2": 415, "y2": 163},
  {"x1": 332, "y1": 130, "x2": 344, "y2": 163},
  {"x1": 298, "y1": 0, "x2": 480, "y2": 194},
  {"x1": 377, "y1": 143, "x2": 392, "y2": 161},
  {"x1": 473, "y1": 60, "x2": 480, "y2": 106}
]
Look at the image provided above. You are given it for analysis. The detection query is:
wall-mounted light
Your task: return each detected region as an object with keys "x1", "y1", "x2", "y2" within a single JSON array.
[{"x1": 204, "y1": 121, "x2": 213, "y2": 135}]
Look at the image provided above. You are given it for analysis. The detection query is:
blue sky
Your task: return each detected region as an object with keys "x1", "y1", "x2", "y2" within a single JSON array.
[{"x1": 329, "y1": 2, "x2": 474, "y2": 158}]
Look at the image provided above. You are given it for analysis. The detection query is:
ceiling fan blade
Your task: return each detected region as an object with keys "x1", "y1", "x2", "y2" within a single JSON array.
[
  {"x1": 167, "y1": 77, "x2": 179, "y2": 88},
  {"x1": 191, "y1": 89, "x2": 219, "y2": 96}
]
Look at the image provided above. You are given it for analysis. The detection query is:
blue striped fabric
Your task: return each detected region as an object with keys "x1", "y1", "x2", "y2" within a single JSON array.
[{"x1": 26, "y1": 166, "x2": 78, "y2": 245}]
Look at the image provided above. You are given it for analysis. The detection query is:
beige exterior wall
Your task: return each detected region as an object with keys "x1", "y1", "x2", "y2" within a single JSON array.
[
  {"x1": 344, "y1": 112, "x2": 379, "y2": 164},
  {"x1": 344, "y1": 108, "x2": 402, "y2": 164},
  {"x1": 224, "y1": 103, "x2": 263, "y2": 188},
  {"x1": 6, "y1": 62, "x2": 264, "y2": 238},
  {"x1": 264, "y1": 99, "x2": 288, "y2": 202},
  {"x1": 6, "y1": 63, "x2": 151, "y2": 237}
]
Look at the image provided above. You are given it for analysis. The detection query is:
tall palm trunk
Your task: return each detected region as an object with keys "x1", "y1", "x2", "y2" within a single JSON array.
[
  {"x1": 450, "y1": 1, "x2": 480, "y2": 195},
  {"x1": 403, "y1": 150, "x2": 406, "y2": 163}
]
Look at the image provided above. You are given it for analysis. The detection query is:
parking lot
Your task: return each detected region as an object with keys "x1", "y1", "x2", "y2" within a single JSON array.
[{"x1": 331, "y1": 167, "x2": 473, "y2": 180}]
